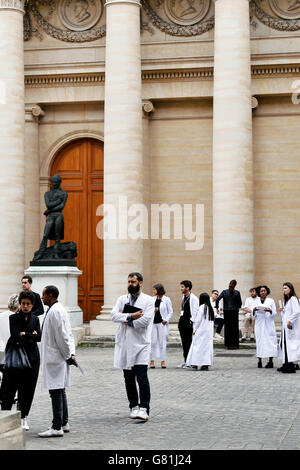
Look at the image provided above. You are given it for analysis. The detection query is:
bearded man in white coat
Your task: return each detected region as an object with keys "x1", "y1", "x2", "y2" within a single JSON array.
[
  {"x1": 38, "y1": 285, "x2": 76, "y2": 437},
  {"x1": 111, "y1": 272, "x2": 155, "y2": 421}
]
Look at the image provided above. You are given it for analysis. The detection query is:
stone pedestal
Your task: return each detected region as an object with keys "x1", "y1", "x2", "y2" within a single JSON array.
[
  {"x1": 0, "y1": 411, "x2": 25, "y2": 450},
  {"x1": 24, "y1": 266, "x2": 83, "y2": 327}
]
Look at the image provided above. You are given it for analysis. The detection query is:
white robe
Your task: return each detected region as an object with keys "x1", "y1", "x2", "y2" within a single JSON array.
[
  {"x1": 40, "y1": 302, "x2": 75, "y2": 390},
  {"x1": 186, "y1": 304, "x2": 214, "y2": 367},
  {"x1": 0, "y1": 310, "x2": 12, "y2": 352},
  {"x1": 278, "y1": 296, "x2": 300, "y2": 363},
  {"x1": 150, "y1": 295, "x2": 173, "y2": 360},
  {"x1": 111, "y1": 292, "x2": 155, "y2": 370},
  {"x1": 253, "y1": 297, "x2": 277, "y2": 358}
]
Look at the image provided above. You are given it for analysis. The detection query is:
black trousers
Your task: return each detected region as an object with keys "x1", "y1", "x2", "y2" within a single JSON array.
[
  {"x1": 223, "y1": 310, "x2": 239, "y2": 348},
  {"x1": 49, "y1": 388, "x2": 68, "y2": 430},
  {"x1": 178, "y1": 318, "x2": 193, "y2": 361},
  {"x1": 1, "y1": 362, "x2": 39, "y2": 418},
  {"x1": 214, "y1": 317, "x2": 224, "y2": 334},
  {"x1": 123, "y1": 365, "x2": 150, "y2": 414}
]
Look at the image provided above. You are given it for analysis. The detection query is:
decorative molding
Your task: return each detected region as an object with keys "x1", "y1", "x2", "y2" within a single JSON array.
[
  {"x1": 25, "y1": 73, "x2": 105, "y2": 87},
  {"x1": 24, "y1": 64, "x2": 300, "y2": 89},
  {"x1": 59, "y1": 0, "x2": 103, "y2": 32},
  {"x1": 0, "y1": 0, "x2": 24, "y2": 11},
  {"x1": 26, "y1": 0, "x2": 106, "y2": 42},
  {"x1": 141, "y1": 0, "x2": 214, "y2": 36},
  {"x1": 250, "y1": 0, "x2": 300, "y2": 31},
  {"x1": 25, "y1": 103, "x2": 45, "y2": 122},
  {"x1": 142, "y1": 99, "x2": 155, "y2": 114}
]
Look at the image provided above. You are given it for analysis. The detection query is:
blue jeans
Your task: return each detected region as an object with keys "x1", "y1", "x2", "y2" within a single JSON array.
[
  {"x1": 49, "y1": 388, "x2": 68, "y2": 430},
  {"x1": 123, "y1": 365, "x2": 150, "y2": 414}
]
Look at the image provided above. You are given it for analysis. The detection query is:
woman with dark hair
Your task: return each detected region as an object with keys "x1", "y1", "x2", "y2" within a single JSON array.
[
  {"x1": 215, "y1": 280, "x2": 242, "y2": 349},
  {"x1": 1, "y1": 291, "x2": 41, "y2": 430},
  {"x1": 150, "y1": 284, "x2": 173, "y2": 369},
  {"x1": 185, "y1": 293, "x2": 215, "y2": 371},
  {"x1": 277, "y1": 282, "x2": 300, "y2": 373},
  {"x1": 253, "y1": 286, "x2": 277, "y2": 369}
]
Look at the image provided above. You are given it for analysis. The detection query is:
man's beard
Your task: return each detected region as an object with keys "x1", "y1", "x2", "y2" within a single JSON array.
[{"x1": 128, "y1": 283, "x2": 140, "y2": 295}]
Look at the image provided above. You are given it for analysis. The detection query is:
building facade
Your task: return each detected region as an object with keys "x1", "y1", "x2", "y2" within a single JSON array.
[{"x1": 1, "y1": 0, "x2": 300, "y2": 323}]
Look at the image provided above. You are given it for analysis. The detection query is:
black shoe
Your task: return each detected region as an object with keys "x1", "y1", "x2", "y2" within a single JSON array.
[
  {"x1": 200, "y1": 366, "x2": 209, "y2": 371},
  {"x1": 257, "y1": 362, "x2": 262, "y2": 368},
  {"x1": 265, "y1": 362, "x2": 273, "y2": 369},
  {"x1": 295, "y1": 364, "x2": 299, "y2": 370},
  {"x1": 277, "y1": 366, "x2": 284, "y2": 372}
]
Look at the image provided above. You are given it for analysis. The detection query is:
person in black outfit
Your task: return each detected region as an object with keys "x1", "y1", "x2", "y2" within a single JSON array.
[
  {"x1": 1, "y1": 291, "x2": 41, "y2": 431},
  {"x1": 21, "y1": 275, "x2": 44, "y2": 316},
  {"x1": 178, "y1": 280, "x2": 198, "y2": 367},
  {"x1": 215, "y1": 280, "x2": 242, "y2": 350}
]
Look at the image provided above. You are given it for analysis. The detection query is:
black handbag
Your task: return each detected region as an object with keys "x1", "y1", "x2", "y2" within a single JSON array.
[{"x1": 4, "y1": 342, "x2": 32, "y2": 370}]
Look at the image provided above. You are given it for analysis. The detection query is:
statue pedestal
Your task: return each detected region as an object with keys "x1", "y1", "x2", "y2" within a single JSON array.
[{"x1": 24, "y1": 265, "x2": 83, "y2": 327}]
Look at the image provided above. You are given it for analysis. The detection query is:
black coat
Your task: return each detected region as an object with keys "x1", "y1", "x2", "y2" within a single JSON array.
[
  {"x1": 6, "y1": 311, "x2": 41, "y2": 365},
  {"x1": 215, "y1": 289, "x2": 242, "y2": 312},
  {"x1": 31, "y1": 291, "x2": 44, "y2": 317}
]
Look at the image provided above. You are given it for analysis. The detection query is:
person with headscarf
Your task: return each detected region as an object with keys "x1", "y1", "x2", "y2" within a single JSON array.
[
  {"x1": 185, "y1": 293, "x2": 215, "y2": 371},
  {"x1": 253, "y1": 285, "x2": 277, "y2": 369},
  {"x1": 215, "y1": 280, "x2": 242, "y2": 350},
  {"x1": 277, "y1": 282, "x2": 300, "y2": 374}
]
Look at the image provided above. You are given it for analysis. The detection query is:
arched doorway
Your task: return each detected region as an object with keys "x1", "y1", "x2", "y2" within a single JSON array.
[{"x1": 51, "y1": 138, "x2": 104, "y2": 321}]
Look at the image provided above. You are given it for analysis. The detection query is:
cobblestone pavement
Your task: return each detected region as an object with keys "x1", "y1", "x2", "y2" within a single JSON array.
[{"x1": 24, "y1": 347, "x2": 300, "y2": 451}]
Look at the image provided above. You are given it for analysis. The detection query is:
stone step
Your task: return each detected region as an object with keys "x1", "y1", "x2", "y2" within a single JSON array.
[{"x1": 79, "y1": 335, "x2": 257, "y2": 349}]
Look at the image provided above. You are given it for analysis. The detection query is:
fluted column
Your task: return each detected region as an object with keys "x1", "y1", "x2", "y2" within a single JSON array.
[
  {"x1": 0, "y1": 0, "x2": 25, "y2": 309},
  {"x1": 24, "y1": 104, "x2": 45, "y2": 267},
  {"x1": 100, "y1": 0, "x2": 143, "y2": 315},
  {"x1": 212, "y1": 0, "x2": 254, "y2": 299}
]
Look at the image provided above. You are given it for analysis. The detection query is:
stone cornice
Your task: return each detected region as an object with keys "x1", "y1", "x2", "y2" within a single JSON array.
[
  {"x1": 0, "y1": 0, "x2": 24, "y2": 12},
  {"x1": 24, "y1": 64, "x2": 300, "y2": 88}
]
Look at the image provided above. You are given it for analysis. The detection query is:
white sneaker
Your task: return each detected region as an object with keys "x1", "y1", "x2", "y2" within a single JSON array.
[
  {"x1": 38, "y1": 427, "x2": 64, "y2": 438},
  {"x1": 130, "y1": 406, "x2": 140, "y2": 419},
  {"x1": 177, "y1": 362, "x2": 186, "y2": 368},
  {"x1": 183, "y1": 365, "x2": 197, "y2": 370},
  {"x1": 214, "y1": 333, "x2": 223, "y2": 341},
  {"x1": 21, "y1": 418, "x2": 29, "y2": 431},
  {"x1": 63, "y1": 423, "x2": 70, "y2": 433},
  {"x1": 135, "y1": 407, "x2": 149, "y2": 421}
]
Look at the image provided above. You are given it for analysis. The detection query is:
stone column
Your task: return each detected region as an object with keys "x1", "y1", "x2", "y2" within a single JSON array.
[
  {"x1": 0, "y1": 0, "x2": 25, "y2": 309},
  {"x1": 212, "y1": 0, "x2": 254, "y2": 300},
  {"x1": 24, "y1": 104, "x2": 45, "y2": 267},
  {"x1": 98, "y1": 0, "x2": 143, "y2": 320}
]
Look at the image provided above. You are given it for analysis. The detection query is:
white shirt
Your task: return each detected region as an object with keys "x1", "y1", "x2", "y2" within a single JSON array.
[{"x1": 244, "y1": 296, "x2": 260, "y2": 317}]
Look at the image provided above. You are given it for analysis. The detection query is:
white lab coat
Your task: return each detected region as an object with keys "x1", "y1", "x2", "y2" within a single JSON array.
[
  {"x1": 151, "y1": 295, "x2": 173, "y2": 360},
  {"x1": 253, "y1": 297, "x2": 277, "y2": 358},
  {"x1": 181, "y1": 293, "x2": 199, "y2": 323},
  {"x1": 0, "y1": 310, "x2": 13, "y2": 352},
  {"x1": 111, "y1": 292, "x2": 155, "y2": 370},
  {"x1": 40, "y1": 302, "x2": 75, "y2": 390},
  {"x1": 278, "y1": 296, "x2": 300, "y2": 363},
  {"x1": 186, "y1": 304, "x2": 214, "y2": 367}
]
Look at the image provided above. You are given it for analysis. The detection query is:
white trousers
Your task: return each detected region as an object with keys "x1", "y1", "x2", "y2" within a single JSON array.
[{"x1": 150, "y1": 323, "x2": 168, "y2": 361}]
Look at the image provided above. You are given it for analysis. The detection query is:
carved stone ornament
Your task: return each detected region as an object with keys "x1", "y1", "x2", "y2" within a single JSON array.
[
  {"x1": 250, "y1": 0, "x2": 300, "y2": 30},
  {"x1": 0, "y1": 0, "x2": 24, "y2": 11},
  {"x1": 141, "y1": 0, "x2": 214, "y2": 36},
  {"x1": 269, "y1": 0, "x2": 300, "y2": 19},
  {"x1": 59, "y1": 0, "x2": 103, "y2": 31},
  {"x1": 26, "y1": 0, "x2": 106, "y2": 42}
]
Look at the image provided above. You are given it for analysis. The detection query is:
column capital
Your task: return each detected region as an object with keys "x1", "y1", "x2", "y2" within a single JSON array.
[
  {"x1": 0, "y1": 0, "x2": 25, "y2": 12},
  {"x1": 25, "y1": 104, "x2": 45, "y2": 123},
  {"x1": 105, "y1": 0, "x2": 141, "y2": 7},
  {"x1": 142, "y1": 100, "x2": 155, "y2": 116}
]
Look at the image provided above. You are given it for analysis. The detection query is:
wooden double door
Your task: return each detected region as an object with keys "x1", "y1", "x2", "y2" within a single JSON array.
[{"x1": 51, "y1": 138, "x2": 104, "y2": 321}]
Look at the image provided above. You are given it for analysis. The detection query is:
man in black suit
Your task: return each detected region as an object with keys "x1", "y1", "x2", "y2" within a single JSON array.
[{"x1": 21, "y1": 275, "x2": 44, "y2": 316}]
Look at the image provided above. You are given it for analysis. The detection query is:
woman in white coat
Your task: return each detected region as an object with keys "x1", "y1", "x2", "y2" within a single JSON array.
[
  {"x1": 150, "y1": 284, "x2": 173, "y2": 369},
  {"x1": 185, "y1": 293, "x2": 215, "y2": 371},
  {"x1": 253, "y1": 285, "x2": 277, "y2": 369},
  {"x1": 277, "y1": 282, "x2": 300, "y2": 374}
]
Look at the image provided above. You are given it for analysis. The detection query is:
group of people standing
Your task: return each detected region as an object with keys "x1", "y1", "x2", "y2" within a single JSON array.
[
  {"x1": 0, "y1": 276, "x2": 77, "y2": 437},
  {"x1": 111, "y1": 273, "x2": 300, "y2": 422}
]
